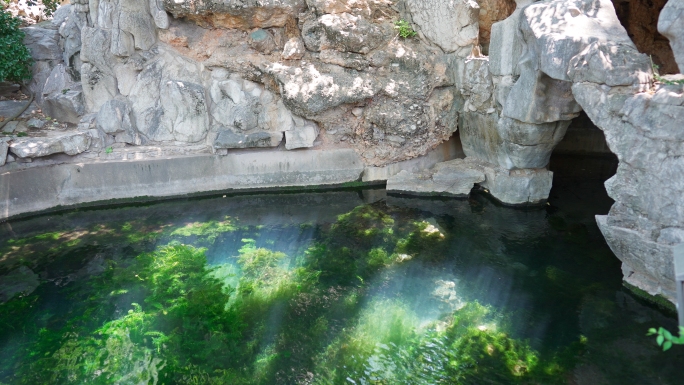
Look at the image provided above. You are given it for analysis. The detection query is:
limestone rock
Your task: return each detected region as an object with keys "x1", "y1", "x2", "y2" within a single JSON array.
[
  {"x1": 489, "y1": 0, "x2": 533, "y2": 76},
  {"x1": 81, "y1": 62, "x2": 118, "y2": 113},
  {"x1": 41, "y1": 64, "x2": 85, "y2": 124},
  {"x1": 282, "y1": 37, "x2": 306, "y2": 60},
  {"x1": 568, "y1": 42, "x2": 652, "y2": 87},
  {"x1": 0, "y1": 141, "x2": 8, "y2": 167},
  {"x1": 249, "y1": 29, "x2": 277, "y2": 54},
  {"x1": 162, "y1": 0, "x2": 307, "y2": 30},
  {"x1": 520, "y1": 0, "x2": 635, "y2": 82},
  {"x1": 285, "y1": 122, "x2": 320, "y2": 150},
  {"x1": 503, "y1": 69, "x2": 581, "y2": 124},
  {"x1": 267, "y1": 62, "x2": 379, "y2": 116},
  {"x1": 658, "y1": 0, "x2": 684, "y2": 73},
  {"x1": 214, "y1": 129, "x2": 283, "y2": 149},
  {"x1": 10, "y1": 132, "x2": 92, "y2": 158},
  {"x1": 306, "y1": 0, "x2": 372, "y2": 17},
  {"x1": 387, "y1": 158, "x2": 486, "y2": 197},
  {"x1": 129, "y1": 49, "x2": 209, "y2": 143},
  {"x1": 22, "y1": 26, "x2": 61, "y2": 61},
  {"x1": 301, "y1": 12, "x2": 390, "y2": 54},
  {"x1": 480, "y1": 165, "x2": 553, "y2": 205},
  {"x1": 96, "y1": 99, "x2": 139, "y2": 144},
  {"x1": 406, "y1": 0, "x2": 480, "y2": 55}
]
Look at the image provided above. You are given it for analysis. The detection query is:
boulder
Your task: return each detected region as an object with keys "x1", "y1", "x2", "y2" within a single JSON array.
[
  {"x1": 96, "y1": 99, "x2": 139, "y2": 144},
  {"x1": 10, "y1": 132, "x2": 92, "y2": 158},
  {"x1": 387, "y1": 158, "x2": 486, "y2": 197},
  {"x1": 41, "y1": 64, "x2": 85, "y2": 124},
  {"x1": 22, "y1": 26, "x2": 61, "y2": 61},
  {"x1": 285, "y1": 121, "x2": 320, "y2": 150}
]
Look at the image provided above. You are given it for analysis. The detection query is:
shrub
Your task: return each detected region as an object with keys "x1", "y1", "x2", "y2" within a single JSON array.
[{"x1": 0, "y1": 8, "x2": 33, "y2": 83}]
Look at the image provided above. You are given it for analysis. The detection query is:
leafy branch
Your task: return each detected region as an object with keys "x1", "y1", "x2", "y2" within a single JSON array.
[{"x1": 647, "y1": 326, "x2": 684, "y2": 351}]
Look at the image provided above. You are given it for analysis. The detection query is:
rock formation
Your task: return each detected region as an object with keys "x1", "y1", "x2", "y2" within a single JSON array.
[{"x1": 1, "y1": 0, "x2": 683, "y2": 303}]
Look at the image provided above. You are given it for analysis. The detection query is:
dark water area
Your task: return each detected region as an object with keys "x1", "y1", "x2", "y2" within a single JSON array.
[{"x1": 0, "y1": 155, "x2": 682, "y2": 384}]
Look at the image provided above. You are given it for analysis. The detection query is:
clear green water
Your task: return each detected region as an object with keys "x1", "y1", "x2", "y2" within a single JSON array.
[{"x1": 0, "y1": 157, "x2": 682, "y2": 384}]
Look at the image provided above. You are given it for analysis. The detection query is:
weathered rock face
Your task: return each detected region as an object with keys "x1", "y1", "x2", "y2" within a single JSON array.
[{"x1": 614, "y1": 0, "x2": 678, "y2": 75}]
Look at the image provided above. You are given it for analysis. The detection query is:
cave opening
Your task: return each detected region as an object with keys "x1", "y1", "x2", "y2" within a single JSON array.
[{"x1": 547, "y1": 111, "x2": 619, "y2": 215}]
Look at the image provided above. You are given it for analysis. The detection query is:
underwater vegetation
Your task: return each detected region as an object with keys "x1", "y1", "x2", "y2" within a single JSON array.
[{"x1": 0, "y1": 198, "x2": 682, "y2": 384}]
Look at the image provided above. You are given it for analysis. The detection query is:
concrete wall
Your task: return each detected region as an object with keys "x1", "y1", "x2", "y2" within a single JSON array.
[{"x1": 0, "y1": 148, "x2": 364, "y2": 219}]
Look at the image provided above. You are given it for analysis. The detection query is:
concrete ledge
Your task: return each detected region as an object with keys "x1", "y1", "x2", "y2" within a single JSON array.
[{"x1": 0, "y1": 148, "x2": 364, "y2": 219}]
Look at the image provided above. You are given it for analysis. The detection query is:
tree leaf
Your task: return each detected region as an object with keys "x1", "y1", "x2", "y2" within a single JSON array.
[
  {"x1": 663, "y1": 341, "x2": 673, "y2": 351},
  {"x1": 657, "y1": 335, "x2": 664, "y2": 346}
]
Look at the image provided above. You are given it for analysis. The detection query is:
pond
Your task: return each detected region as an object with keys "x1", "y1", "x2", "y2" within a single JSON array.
[{"x1": 0, "y1": 155, "x2": 682, "y2": 384}]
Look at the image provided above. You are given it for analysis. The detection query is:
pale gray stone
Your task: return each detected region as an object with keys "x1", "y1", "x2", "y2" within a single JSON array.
[
  {"x1": 214, "y1": 129, "x2": 282, "y2": 149},
  {"x1": 387, "y1": 158, "x2": 486, "y2": 197},
  {"x1": 22, "y1": 27, "x2": 61, "y2": 61},
  {"x1": 302, "y1": 13, "x2": 390, "y2": 54},
  {"x1": 0, "y1": 142, "x2": 8, "y2": 167},
  {"x1": 406, "y1": 0, "x2": 479, "y2": 55},
  {"x1": 81, "y1": 63, "x2": 118, "y2": 113},
  {"x1": 568, "y1": 42, "x2": 652, "y2": 87},
  {"x1": 10, "y1": 132, "x2": 92, "y2": 158},
  {"x1": 162, "y1": 0, "x2": 307, "y2": 29},
  {"x1": 658, "y1": 0, "x2": 684, "y2": 73},
  {"x1": 97, "y1": 99, "x2": 139, "y2": 144},
  {"x1": 282, "y1": 37, "x2": 306, "y2": 60},
  {"x1": 43, "y1": 86, "x2": 86, "y2": 124},
  {"x1": 27, "y1": 118, "x2": 45, "y2": 129},
  {"x1": 480, "y1": 165, "x2": 553, "y2": 206},
  {"x1": 267, "y1": 62, "x2": 380, "y2": 116},
  {"x1": 149, "y1": 0, "x2": 170, "y2": 29},
  {"x1": 285, "y1": 123, "x2": 319, "y2": 150},
  {"x1": 489, "y1": 0, "x2": 533, "y2": 76},
  {"x1": 502, "y1": 68, "x2": 581, "y2": 124}
]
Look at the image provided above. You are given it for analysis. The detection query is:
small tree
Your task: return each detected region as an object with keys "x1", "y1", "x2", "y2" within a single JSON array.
[
  {"x1": 0, "y1": 8, "x2": 33, "y2": 84},
  {"x1": 0, "y1": 7, "x2": 34, "y2": 130}
]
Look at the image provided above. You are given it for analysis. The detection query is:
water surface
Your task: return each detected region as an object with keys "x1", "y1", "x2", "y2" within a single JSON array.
[{"x1": 0, "y1": 156, "x2": 682, "y2": 384}]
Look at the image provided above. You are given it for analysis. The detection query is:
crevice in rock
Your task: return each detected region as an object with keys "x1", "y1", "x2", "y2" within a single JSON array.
[{"x1": 612, "y1": 0, "x2": 678, "y2": 74}]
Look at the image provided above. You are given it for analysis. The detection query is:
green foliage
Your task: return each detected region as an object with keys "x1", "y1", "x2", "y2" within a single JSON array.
[
  {"x1": 0, "y1": 9, "x2": 33, "y2": 83},
  {"x1": 647, "y1": 326, "x2": 684, "y2": 351},
  {"x1": 20, "y1": 1, "x2": 59, "y2": 17},
  {"x1": 651, "y1": 56, "x2": 684, "y2": 85},
  {"x1": 105, "y1": 146, "x2": 113, "y2": 154},
  {"x1": 394, "y1": 19, "x2": 417, "y2": 39}
]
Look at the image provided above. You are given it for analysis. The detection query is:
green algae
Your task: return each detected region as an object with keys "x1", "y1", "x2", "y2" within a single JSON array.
[{"x1": 1, "y1": 193, "x2": 683, "y2": 384}]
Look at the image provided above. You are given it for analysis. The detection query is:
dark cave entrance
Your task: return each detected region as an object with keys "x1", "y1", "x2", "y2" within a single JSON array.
[{"x1": 547, "y1": 111, "x2": 619, "y2": 214}]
